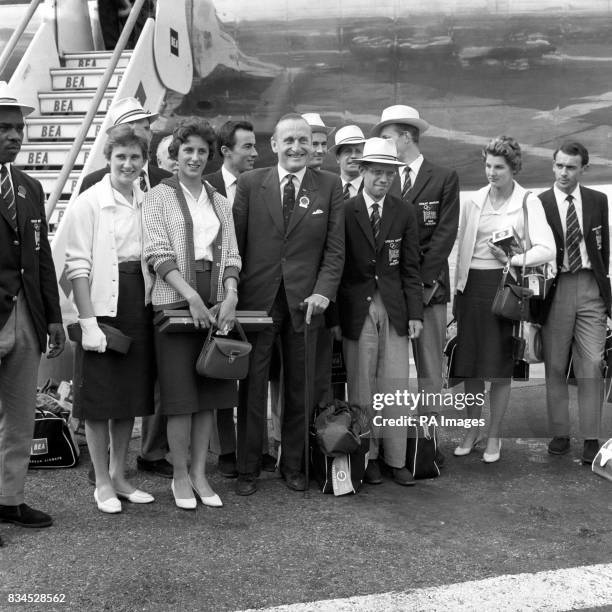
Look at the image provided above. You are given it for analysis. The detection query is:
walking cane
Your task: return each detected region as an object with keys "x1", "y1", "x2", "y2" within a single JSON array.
[{"x1": 303, "y1": 316, "x2": 311, "y2": 499}]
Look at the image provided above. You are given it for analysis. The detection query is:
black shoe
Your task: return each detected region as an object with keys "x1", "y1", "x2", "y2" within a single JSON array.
[
  {"x1": 364, "y1": 460, "x2": 383, "y2": 484},
  {"x1": 236, "y1": 474, "x2": 257, "y2": 496},
  {"x1": 391, "y1": 467, "x2": 417, "y2": 486},
  {"x1": 261, "y1": 453, "x2": 277, "y2": 473},
  {"x1": 87, "y1": 465, "x2": 96, "y2": 486},
  {"x1": 280, "y1": 469, "x2": 307, "y2": 492},
  {"x1": 0, "y1": 504, "x2": 53, "y2": 528},
  {"x1": 548, "y1": 436, "x2": 571, "y2": 455},
  {"x1": 217, "y1": 453, "x2": 238, "y2": 478},
  {"x1": 582, "y1": 439, "x2": 600, "y2": 465},
  {"x1": 435, "y1": 449, "x2": 445, "y2": 468},
  {"x1": 136, "y1": 456, "x2": 173, "y2": 478}
]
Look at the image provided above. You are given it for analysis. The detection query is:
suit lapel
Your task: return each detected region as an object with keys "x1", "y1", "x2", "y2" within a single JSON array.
[
  {"x1": 353, "y1": 194, "x2": 375, "y2": 250},
  {"x1": 286, "y1": 168, "x2": 318, "y2": 236},
  {"x1": 405, "y1": 159, "x2": 432, "y2": 204},
  {"x1": 261, "y1": 168, "x2": 284, "y2": 234},
  {"x1": 540, "y1": 189, "x2": 563, "y2": 243},
  {"x1": 10, "y1": 168, "x2": 30, "y2": 235},
  {"x1": 580, "y1": 185, "x2": 593, "y2": 236},
  {"x1": 376, "y1": 196, "x2": 396, "y2": 251}
]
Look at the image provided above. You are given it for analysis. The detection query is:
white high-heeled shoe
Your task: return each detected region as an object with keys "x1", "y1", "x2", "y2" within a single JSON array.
[
  {"x1": 453, "y1": 434, "x2": 485, "y2": 457},
  {"x1": 171, "y1": 480, "x2": 196, "y2": 510},
  {"x1": 482, "y1": 440, "x2": 502, "y2": 463},
  {"x1": 189, "y1": 477, "x2": 223, "y2": 508},
  {"x1": 94, "y1": 489, "x2": 122, "y2": 514},
  {"x1": 115, "y1": 489, "x2": 155, "y2": 504}
]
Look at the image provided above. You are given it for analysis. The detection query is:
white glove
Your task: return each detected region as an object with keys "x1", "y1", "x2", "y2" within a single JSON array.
[{"x1": 79, "y1": 317, "x2": 107, "y2": 353}]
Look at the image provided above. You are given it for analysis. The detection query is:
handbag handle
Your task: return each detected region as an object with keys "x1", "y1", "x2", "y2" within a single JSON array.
[
  {"x1": 518, "y1": 191, "x2": 532, "y2": 330},
  {"x1": 204, "y1": 319, "x2": 248, "y2": 344}
]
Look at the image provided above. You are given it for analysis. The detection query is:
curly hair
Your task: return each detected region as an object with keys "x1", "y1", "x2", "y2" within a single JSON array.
[
  {"x1": 168, "y1": 117, "x2": 216, "y2": 161},
  {"x1": 482, "y1": 135, "x2": 522, "y2": 174},
  {"x1": 103, "y1": 124, "x2": 148, "y2": 160}
]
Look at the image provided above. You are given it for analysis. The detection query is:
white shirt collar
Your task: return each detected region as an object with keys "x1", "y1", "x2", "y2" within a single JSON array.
[
  {"x1": 553, "y1": 183, "x2": 581, "y2": 204},
  {"x1": 342, "y1": 175, "x2": 362, "y2": 190},
  {"x1": 400, "y1": 153, "x2": 424, "y2": 179},
  {"x1": 363, "y1": 189, "x2": 385, "y2": 212},
  {"x1": 278, "y1": 164, "x2": 307, "y2": 187},
  {"x1": 221, "y1": 164, "x2": 238, "y2": 188}
]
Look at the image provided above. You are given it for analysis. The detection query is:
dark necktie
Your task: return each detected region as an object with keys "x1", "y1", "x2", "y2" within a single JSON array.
[
  {"x1": 401, "y1": 167, "x2": 412, "y2": 199},
  {"x1": 282, "y1": 174, "x2": 296, "y2": 229},
  {"x1": 370, "y1": 202, "x2": 381, "y2": 241},
  {"x1": 565, "y1": 194, "x2": 582, "y2": 273},
  {"x1": 343, "y1": 182, "x2": 351, "y2": 201},
  {"x1": 139, "y1": 171, "x2": 148, "y2": 192},
  {"x1": 1, "y1": 165, "x2": 17, "y2": 232}
]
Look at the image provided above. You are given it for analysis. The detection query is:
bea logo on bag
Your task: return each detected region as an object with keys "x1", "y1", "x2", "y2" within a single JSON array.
[{"x1": 31, "y1": 438, "x2": 48, "y2": 455}]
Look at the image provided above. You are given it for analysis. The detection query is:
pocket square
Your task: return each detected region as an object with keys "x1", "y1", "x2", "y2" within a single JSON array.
[{"x1": 312, "y1": 209, "x2": 324, "y2": 215}]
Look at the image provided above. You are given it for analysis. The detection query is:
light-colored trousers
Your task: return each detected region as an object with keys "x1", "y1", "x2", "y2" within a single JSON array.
[
  {"x1": 0, "y1": 293, "x2": 41, "y2": 505},
  {"x1": 542, "y1": 270, "x2": 606, "y2": 439},
  {"x1": 343, "y1": 292, "x2": 410, "y2": 468}
]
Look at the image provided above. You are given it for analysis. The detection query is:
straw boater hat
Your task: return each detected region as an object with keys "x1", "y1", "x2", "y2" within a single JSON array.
[
  {"x1": 355, "y1": 138, "x2": 404, "y2": 166},
  {"x1": 329, "y1": 125, "x2": 366, "y2": 153},
  {"x1": 107, "y1": 97, "x2": 158, "y2": 129},
  {"x1": 301, "y1": 112, "x2": 333, "y2": 135},
  {"x1": 0, "y1": 81, "x2": 34, "y2": 115},
  {"x1": 371, "y1": 104, "x2": 429, "y2": 137}
]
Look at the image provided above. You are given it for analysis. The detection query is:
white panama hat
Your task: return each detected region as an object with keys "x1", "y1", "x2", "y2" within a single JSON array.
[
  {"x1": 0, "y1": 81, "x2": 34, "y2": 116},
  {"x1": 107, "y1": 97, "x2": 159, "y2": 129},
  {"x1": 371, "y1": 104, "x2": 429, "y2": 136},
  {"x1": 329, "y1": 125, "x2": 366, "y2": 153},
  {"x1": 355, "y1": 137, "x2": 404, "y2": 166},
  {"x1": 301, "y1": 112, "x2": 333, "y2": 135}
]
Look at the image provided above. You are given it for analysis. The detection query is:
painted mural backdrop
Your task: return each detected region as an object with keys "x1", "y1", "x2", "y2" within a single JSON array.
[{"x1": 160, "y1": 0, "x2": 612, "y2": 188}]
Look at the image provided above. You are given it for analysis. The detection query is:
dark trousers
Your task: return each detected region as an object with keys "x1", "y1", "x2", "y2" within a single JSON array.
[{"x1": 237, "y1": 288, "x2": 316, "y2": 474}]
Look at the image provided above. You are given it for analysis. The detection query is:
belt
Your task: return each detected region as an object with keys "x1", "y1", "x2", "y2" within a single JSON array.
[
  {"x1": 118, "y1": 260, "x2": 142, "y2": 273},
  {"x1": 194, "y1": 259, "x2": 212, "y2": 272}
]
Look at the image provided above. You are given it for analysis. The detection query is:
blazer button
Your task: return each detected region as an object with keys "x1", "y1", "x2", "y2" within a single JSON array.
[
  {"x1": 374, "y1": 275, "x2": 379, "y2": 281},
  {"x1": 13, "y1": 240, "x2": 19, "y2": 246},
  {"x1": 12, "y1": 296, "x2": 17, "y2": 302},
  {"x1": 366, "y1": 296, "x2": 372, "y2": 302}
]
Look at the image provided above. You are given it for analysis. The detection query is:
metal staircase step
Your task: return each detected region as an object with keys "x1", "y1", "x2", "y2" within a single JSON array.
[
  {"x1": 38, "y1": 91, "x2": 114, "y2": 115},
  {"x1": 63, "y1": 51, "x2": 132, "y2": 69},
  {"x1": 50, "y1": 67, "x2": 124, "y2": 91},
  {"x1": 26, "y1": 117, "x2": 104, "y2": 141},
  {"x1": 29, "y1": 170, "x2": 81, "y2": 196},
  {"x1": 17, "y1": 143, "x2": 91, "y2": 168}
]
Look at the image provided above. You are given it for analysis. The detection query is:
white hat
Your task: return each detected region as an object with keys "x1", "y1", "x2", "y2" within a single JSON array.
[
  {"x1": 329, "y1": 125, "x2": 366, "y2": 153},
  {"x1": 355, "y1": 138, "x2": 403, "y2": 166},
  {"x1": 371, "y1": 104, "x2": 429, "y2": 136},
  {"x1": 107, "y1": 97, "x2": 158, "y2": 128},
  {"x1": 301, "y1": 112, "x2": 333, "y2": 135},
  {"x1": 0, "y1": 81, "x2": 34, "y2": 116}
]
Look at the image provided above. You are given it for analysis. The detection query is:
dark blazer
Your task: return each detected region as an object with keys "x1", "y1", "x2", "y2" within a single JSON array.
[
  {"x1": 233, "y1": 166, "x2": 344, "y2": 331},
  {"x1": 337, "y1": 193, "x2": 423, "y2": 341},
  {"x1": 203, "y1": 169, "x2": 226, "y2": 197},
  {"x1": 0, "y1": 167, "x2": 62, "y2": 351},
  {"x1": 538, "y1": 186, "x2": 611, "y2": 317},
  {"x1": 79, "y1": 163, "x2": 172, "y2": 193},
  {"x1": 389, "y1": 158, "x2": 459, "y2": 303}
]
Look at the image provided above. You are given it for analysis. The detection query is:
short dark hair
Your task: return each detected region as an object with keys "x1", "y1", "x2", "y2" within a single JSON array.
[
  {"x1": 216, "y1": 120, "x2": 254, "y2": 157},
  {"x1": 482, "y1": 135, "x2": 522, "y2": 173},
  {"x1": 103, "y1": 124, "x2": 148, "y2": 160},
  {"x1": 273, "y1": 113, "x2": 308, "y2": 137},
  {"x1": 168, "y1": 117, "x2": 216, "y2": 161},
  {"x1": 554, "y1": 141, "x2": 589, "y2": 167}
]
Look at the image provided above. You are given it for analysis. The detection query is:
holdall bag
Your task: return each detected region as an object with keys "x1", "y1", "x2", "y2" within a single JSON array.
[
  {"x1": 405, "y1": 421, "x2": 440, "y2": 479},
  {"x1": 30, "y1": 408, "x2": 80, "y2": 469},
  {"x1": 521, "y1": 321, "x2": 544, "y2": 364},
  {"x1": 491, "y1": 265, "x2": 534, "y2": 321},
  {"x1": 195, "y1": 321, "x2": 252, "y2": 379},
  {"x1": 314, "y1": 401, "x2": 363, "y2": 457},
  {"x1": 591, "y1": 439, "x2": 612, "y2": 482}
]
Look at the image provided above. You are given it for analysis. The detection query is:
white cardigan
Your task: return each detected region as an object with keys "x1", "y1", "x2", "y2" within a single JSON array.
[
  {"x1": 65, "y1": 174, "x2": 153, "y2": 316},
  {"x1": 455, "y1": 181, "x2": 556, "y2": 293}
]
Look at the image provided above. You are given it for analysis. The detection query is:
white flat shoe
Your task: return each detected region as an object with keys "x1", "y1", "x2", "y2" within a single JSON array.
[
  {"x1": 189, "y1": 477, "x2": 223, "y2": 508},
  {"x1": 171, "y1": 480, "x2": 196, "y2": 510},
  {"x1": 483, "y1": 440, "x2": 502, "y2": 464},
  {"x1": 115, "y1": 489, "x2": 155, "y2": 504},
  {"x1": 94, "y1": 489, "x2": 122, "y2": 514}
]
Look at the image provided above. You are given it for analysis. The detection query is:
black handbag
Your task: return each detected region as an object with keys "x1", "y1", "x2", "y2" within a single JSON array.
[
  {"x1": 406, "y1": 421, "x2": 440, "y2": 479},
  {"x1": 195, "y1": 321, "x2": 252, "y2": 379},
  {"x1": 491, "y1": 265, "x2": 533, "y2": 321},
  {"x1": 30, "y1": 407, "x2": 80, "y2": 469}
]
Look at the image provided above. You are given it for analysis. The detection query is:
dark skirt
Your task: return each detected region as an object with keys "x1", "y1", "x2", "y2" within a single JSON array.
[
  {"x1": 73, "y1": 261, "x2": 156, "y2": 420},
  {"x1": 155, "y1": 269, "x2": 237, "y2": 416},
  {"x1": 454, "y1": 268, "x2": 514, "y2": 380}
]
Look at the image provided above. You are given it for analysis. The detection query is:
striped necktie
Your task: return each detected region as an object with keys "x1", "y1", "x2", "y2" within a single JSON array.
[
  {"x1": 282, "y1": 174, "x2": 296, "y2": 229},
  {"x1": 370, "y1": 202, "x2": 381, "y2": 241},
  {"x1": 343, "y1": 182, "x2": 351, "y2": 201},
  {"x1": 139, "y1": 171, "x2": 148, "y2": 192},
  {"x1": 401, "y1": 167, "x2": 412, "y2": 199},
  {"x1": 565, "y1": 195, "x2": 582, "y2": 273},
  {"x1": 1, "y1": 165, "x2": 17, "y2": 232}
]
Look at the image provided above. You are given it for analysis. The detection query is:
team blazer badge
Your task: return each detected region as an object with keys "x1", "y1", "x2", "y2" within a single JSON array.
[{"x1": 17, "y1": 185, "x2": 26, "y2": 198}]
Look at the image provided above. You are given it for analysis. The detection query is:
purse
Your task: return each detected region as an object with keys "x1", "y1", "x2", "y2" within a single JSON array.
[
  {"x1": 491, "y1": 264, "x2": 533, "y2": 321},
  {"x1": 195, "y1": 321, "x2": 252, "y2": 379},
  {"x1": 591, "y1": 439, "x2": 612, "y2": 482},
  {"x1": 519, "y1": 321, "x2": 544, "y2": 364},
  {"x1": 67, "y1": 322, "x2": 132, "y2": 354},
  {"x1": 405, "y1": 421, "x2": 440, "y2": 479},
  {"x1": 30, "y1": 406, "x2": 80, "y2": 469}
]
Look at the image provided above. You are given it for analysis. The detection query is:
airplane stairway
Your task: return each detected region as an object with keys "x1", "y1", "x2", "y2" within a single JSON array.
[{"x1": 16, "y1": 50, "x2": 132, "y2": 234}]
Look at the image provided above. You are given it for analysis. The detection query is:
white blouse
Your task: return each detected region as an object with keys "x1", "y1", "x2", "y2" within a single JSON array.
[{"x1": 179, "y1": 181, "x2": 220, "y2": 261}]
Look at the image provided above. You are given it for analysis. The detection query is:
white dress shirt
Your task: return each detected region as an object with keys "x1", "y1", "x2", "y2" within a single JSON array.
[
  {"x1": 399, "y1": 154, "x2": 424, "y2": 191},
  {"x1": 221, "y1": 165, "x2": 238, "y2": 206},
  {"x1": 277, "y1": 165, "x2": 307, "y2": 203},
  {"x1": 342, "y1": 176, "x2": 363, "y2": 199},
  {"x1": 111, "y1": 187, "x2": 143, "y2": 263},
  {"x1": 553, "y1": 184, "x2": 591, "y2": 271},
  {"x1": 363, "y1": 190, "x2": 385, "y2": 216},
  {"x1": 179, "y1": 181, "x2": 220, "y2": 261}
]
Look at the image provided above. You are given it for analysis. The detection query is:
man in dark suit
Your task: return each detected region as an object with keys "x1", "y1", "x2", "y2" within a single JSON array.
[
  {"x1": 0, "y1": 84, "x2": 65, "y2": 530},
  {"x1": 538, "y1": 141, "x2": 610, "y2": 464},
  {"x1": 233, "y1": 113, "x2": 344, "y2": 495},
  {"x1": 373, "y1": 105, "x2": 459, "y2": 455},
  {"x1": 204, "y1": 120, "x2": 261, "y2": 478},
  {"x1": 79, "y1": 97, "x2": 173, "y2": 479},
  {"x1": 338, "y1": 138, "x2": 423, "y2": 485}
]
